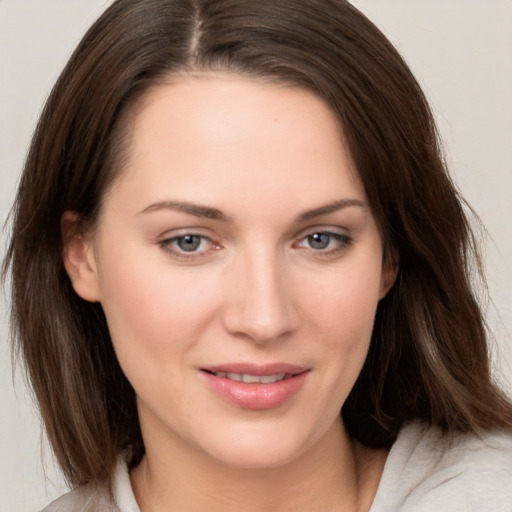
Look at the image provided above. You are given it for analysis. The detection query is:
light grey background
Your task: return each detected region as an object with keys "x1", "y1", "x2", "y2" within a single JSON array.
[{"x1": 1, "y1": 1, "x2": 511, "y2": 510}]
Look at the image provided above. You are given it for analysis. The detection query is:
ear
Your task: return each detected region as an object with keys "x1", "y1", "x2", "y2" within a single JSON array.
[
  {"x1": 379, "y1": 250, "x2": 399, "y2": 299},
  {"x1": 61, "y1": 211, "x2": 101, "y2": 302}
]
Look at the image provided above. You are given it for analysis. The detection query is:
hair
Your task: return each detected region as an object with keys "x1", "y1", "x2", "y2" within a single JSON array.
[{"x1": 3, "y1": 0, "x2": 512, "y2": 489}]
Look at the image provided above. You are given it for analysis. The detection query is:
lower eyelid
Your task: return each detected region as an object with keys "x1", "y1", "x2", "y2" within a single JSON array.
[
  {"x1": 158, "y1": 231, "x2": 351, "y2": 259},
  {"x1": 159, "y1": 234, "x2": 211, "y2": 253}
]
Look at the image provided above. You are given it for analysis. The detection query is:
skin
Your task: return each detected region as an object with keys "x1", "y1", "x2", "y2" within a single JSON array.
[{"x1": 63, "y1": 74, "x2": 397, "y2": 511}]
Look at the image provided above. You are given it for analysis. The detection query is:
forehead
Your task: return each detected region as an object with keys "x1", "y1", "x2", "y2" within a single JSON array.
[{"x1": 106, "y1": 73, "x2": 366, "y2": 217}]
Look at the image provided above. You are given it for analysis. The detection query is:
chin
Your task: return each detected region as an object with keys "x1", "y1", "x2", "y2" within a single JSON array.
[
  {"x1": 208, "y1": 441, "x2": 305, "y2": 470},
  {"x1": 195, "y1": 417, "x2": 332, "y2": 470}
]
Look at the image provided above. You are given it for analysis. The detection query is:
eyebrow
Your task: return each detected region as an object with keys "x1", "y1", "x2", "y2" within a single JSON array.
[
  {"x1": 138, "y1": 200, "x2": 230, "y2": 221},
  {"x1": 296, "y1": 199, "x2": 367, "y2": 222},
  {"x1": 138, "y1": 198, "x2": 367, "y2": 222}
]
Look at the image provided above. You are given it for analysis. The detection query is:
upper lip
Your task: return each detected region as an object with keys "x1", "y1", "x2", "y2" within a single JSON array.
[{"x1": 201, "y1": 363, "x2": 309, "y2": 376}]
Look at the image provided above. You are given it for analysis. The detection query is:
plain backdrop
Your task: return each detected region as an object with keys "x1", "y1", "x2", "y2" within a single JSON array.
[{"x1": 1, "y1": 1, "x2": 511, "y2": 510}]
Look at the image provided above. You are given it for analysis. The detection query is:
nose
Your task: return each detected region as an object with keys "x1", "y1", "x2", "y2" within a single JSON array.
[{"x1": 221, "y1": 248, "x2": 298, "y2": 344}]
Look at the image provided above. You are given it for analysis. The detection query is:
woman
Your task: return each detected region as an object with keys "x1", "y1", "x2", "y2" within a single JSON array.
[{"x1": 3, "y1": 0, "x2": 512, "y2": 510}]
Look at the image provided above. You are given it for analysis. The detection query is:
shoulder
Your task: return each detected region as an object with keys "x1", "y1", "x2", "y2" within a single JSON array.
[
  {"x1": 39, "y1": 456, "x2": 137, "y2": 512},
  {"x1": 39, "y1": 483, "x2": 116, "y2": 512},
  {"x1": 371, "y1": 421, "x2": 512, "y2": 512}
]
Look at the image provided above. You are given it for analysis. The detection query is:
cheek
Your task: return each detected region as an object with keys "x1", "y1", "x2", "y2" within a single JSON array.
[
  {"x1": 304, "y1": 260, "x2": 382, "y2": 340},
  {"x1": 94, "y1": 242, "x2": 221, "y2": 368},
  {"x1": 300, "y1": 256, "x2": 383, "y2": 387}
]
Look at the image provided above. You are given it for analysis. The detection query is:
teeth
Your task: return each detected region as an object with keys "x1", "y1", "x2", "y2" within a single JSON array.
[
  {"x1": 260, "y1": 373, "x2": 286, "y2": 383},
  {"x1": 242, "y1": 374, "x2": 261, "y2": 383},
  {"x1": 215, "y1": 372, "x2": 288, "y2": 384}
]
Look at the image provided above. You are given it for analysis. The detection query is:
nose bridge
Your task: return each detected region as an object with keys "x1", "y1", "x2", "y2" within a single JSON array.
[{"x1": 223, "y1": 243, "x2": 296, "y2": 343}]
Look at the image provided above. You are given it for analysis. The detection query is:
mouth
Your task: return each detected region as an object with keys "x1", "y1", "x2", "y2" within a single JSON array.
[
  {"x1": 200, "y1": 364, "x2": 309, "y2": 409},
  {"x1": 203, "y1": 371, "x2": 292, "y2": 384}
]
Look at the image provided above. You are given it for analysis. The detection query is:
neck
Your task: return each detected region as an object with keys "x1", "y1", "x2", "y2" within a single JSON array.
[{"x1": 130, "y1": 417, "x2": 386, "y2": 512}]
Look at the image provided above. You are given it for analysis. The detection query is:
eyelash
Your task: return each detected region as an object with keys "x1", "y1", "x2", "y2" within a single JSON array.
[
  {"x1": 158, "y1": 230, "x2": 353, "y2": 261},
  {"x1": 158, "y1": 233, "x2": 219, "y2": 261},
  {"x1": 294, "y1": 231, "x2": 353, "y2": 257}
]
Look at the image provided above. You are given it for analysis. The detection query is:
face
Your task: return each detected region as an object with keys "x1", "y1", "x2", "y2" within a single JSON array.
[{"x1": 65, "y1": 74, "x2": 396, "y2": 469}]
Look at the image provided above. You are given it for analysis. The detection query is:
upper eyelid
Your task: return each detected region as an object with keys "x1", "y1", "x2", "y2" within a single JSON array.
[
  {"x1": 293, "y1": 228, "x2": 353, "y2": 250},
  {"x1": 162, "y1": 232, "x2": 211, "y2": 240},
  {"x1": 158, "y1": 234, "x2": 219, "y2": 261},
  {"x1": 157, "y1": 226, "x2": 351, "y2": 244},
  {"x1": 162, "y1": 233, "x2": 215, "y2": 247},
  {"x1": 294, "y1": 225, "x2": 351, "y2": 239},
  {"x1": 296, "y1": 231, "x2": 351, "y2": 244},
  {"x1": 158, "y1": 227, "x2": 217, "y2": 241}
]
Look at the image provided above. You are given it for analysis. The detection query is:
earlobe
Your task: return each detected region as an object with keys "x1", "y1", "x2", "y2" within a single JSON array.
[
  {"x1": 61, "y1": 211, "x2": 101, "y2": 302},
  {"x1": 379, "y1": 250, "x2": 399, "y2": 299}
]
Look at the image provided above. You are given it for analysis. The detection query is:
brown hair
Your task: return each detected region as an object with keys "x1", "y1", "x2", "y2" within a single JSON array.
[{"x1": 4, "y1": 0, "x2": 512, "y2": 488}]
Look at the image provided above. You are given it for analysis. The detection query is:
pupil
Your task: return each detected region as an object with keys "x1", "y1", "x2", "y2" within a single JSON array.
[
  {"x1": 309, "y1": 233, "x2": 330, "y2": 250},
  {"x1": 178, "y1": 235, "x2": 201, "y2": 252}
]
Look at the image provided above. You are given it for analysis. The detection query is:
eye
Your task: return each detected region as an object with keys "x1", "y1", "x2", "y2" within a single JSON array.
[
  {"x1": 295, "y1": 231, "x2": 352, "y2": 254},
  {"x1": 159, "y1": 233, "x2": 219, "y2": 260},
  {"x1": 174, "y1": 234, "x2": 204, "y2": 252},
  {"x1": 306, "y1": 233, "x2": 332, "y2": 250}
]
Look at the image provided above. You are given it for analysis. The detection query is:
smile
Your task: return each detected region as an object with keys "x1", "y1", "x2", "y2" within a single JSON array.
[
  {"x1": 201, "y1": 364, "x2": 310, "y2": 409},
  {"x1": 210, "y1": 372, "x2": 290, "y2": 384}
]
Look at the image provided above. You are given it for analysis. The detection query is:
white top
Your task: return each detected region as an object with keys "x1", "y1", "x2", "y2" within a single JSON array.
[{"x1": 41, "y1": 421, "x2": 512, "y2": 511}]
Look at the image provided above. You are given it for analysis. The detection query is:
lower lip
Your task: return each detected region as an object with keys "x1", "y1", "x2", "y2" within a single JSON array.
[{"x1": 201, "y1": 371, "x2": 309, "y2": 410}]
